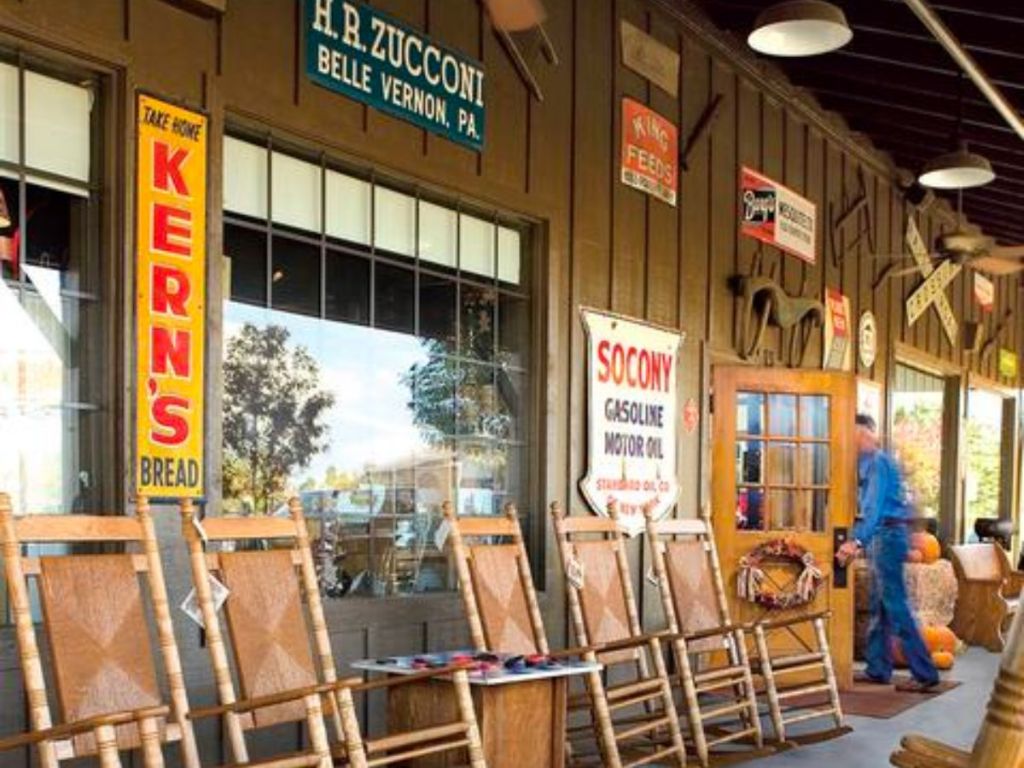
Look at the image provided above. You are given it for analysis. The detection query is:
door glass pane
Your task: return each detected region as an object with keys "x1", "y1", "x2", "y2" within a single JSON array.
[
  {"x1": 964, "y1": 388, "x2": 1004, "y2": 541},
  {"x1": 811, "y1": 489, "x2": 829, "y2": 531},
  {"x1": 800, "y1": 395, "x2": 829, "y2": 438},
  {"x1": 891, "y1": 364, "x2": 944, "y2": 520},
  {"x1": 737, "y1": 487, "x2": 765, "y2": 531},
  {"x1": 768, "y1": 394, "x2": 797, "y2": 436},
  {"x1": 737, "y1": 440, "x2": 763, "y2": 484},
  {"x1": 768, "y1": 489, "x2": 798, "y2": 530},
  {"x1": 767, "y1": 442, "x2": 796, "y2": 485},
  {"x1": 737, "y1": 392, "x2": 764, "y2": 435},
  {"x1": 799, "y1": 443, "x2": 830, "y2": 486}
]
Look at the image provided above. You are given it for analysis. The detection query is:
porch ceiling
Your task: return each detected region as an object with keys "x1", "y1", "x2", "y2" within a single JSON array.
[{"x1": 693, "y1": 0, "x2": 1024, "y2": 247}]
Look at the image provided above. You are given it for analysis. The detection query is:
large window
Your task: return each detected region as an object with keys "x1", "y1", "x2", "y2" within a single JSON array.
[
  {"x1": 963, "y1": 387, "x2": 1008, "y2": 541},
  {"x1": 221, "y1": 136, "x2": 532, "y2": 598},
  {"x1": 0, "y1": 60, "x2": 105, "y2": 516}
]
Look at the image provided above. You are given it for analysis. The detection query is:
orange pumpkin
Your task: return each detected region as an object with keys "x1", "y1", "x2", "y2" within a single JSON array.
[
  {"x1": 906, "y1": 549, "x2": 924, "y2": 564},
  {"x1": 911, "y1": 532, "x2": 942, "y2": 564},
  {"x1": 922, "y1": 625, "x2": 958, "y2": 654},
  {"x1": 932, "y1": 650, "x2": 954, "y2": 670}
]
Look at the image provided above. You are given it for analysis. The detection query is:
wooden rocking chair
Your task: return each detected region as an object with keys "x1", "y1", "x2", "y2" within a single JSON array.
[
  {"x1": 550, "y1": 502, "x2": 687, "y2": 767},
  {"x1": 0, "y1": 492, "x2": 200, "y2": 768},
  {"x1": 180, "y1": 497, "x2": 486, "y2": 768},
  {"x1": 644, "y1": 504, "x2": 845, "y2": 764},
  {"x1": 445, "y1": 501, "x2": 681, "y2": 767}
]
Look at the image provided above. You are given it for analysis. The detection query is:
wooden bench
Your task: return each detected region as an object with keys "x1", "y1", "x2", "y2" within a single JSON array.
[{"x1": 949, "y1": 543, "x2": 1023, "y2": 652}]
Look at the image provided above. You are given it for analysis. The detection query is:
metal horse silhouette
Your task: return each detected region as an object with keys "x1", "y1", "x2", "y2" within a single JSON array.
[{"x1": 733, "y1": 272, "x2": 824, "y2": 367}]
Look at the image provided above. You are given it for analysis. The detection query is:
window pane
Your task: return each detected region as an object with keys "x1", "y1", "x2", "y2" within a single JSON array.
[
  {"x1": 495, "y1": 369, "x2": 525, "y2": 441},
  {"x1": 325, "y1": 170, "x2": 370, "y2": 245},
  {"x1": 25, "y1": 72, "x2": 91, "y2": 182},
  {"x1": 737, "y1": 440, "x2": 763, "y2": 484},
  {"x1": 737, "y1": 487, "x2": 765, "y2": 531},
  {"x1": 419, "y1": 273, "x2": 456, "y2": 351},
  {"x1": 271, "y1": 236, "x2": 320, "y2": 316},
  {"x1": 224, "y1": 224, "x2": 267, "y2": 305},
  {"x1": 410, "y1": 358, "x2": 456, "y2": 439},
  {"x1": 811, "y1": 489, "x2": 829, "y2": 531},
  {"x1": 224, "y1": 137, "x2": 268, "y2": 220},
  {"x1": 768, "y1": 393, "x2": 797, "y2": 436},
  {"x1": 460, "y1": 213, "x2": 495, "y2": 278},
  {"x1": 498, "y1": 293, "x2": 529, "y2": 369},
  {"x1": 20, "y1": 183, "x2": 93, "y2": 293},
  {"x1": 964, "y1": 388, "x2": 1005, "y2": 540},
  {"x1": 374, "y1": 187, "x2": 415, "y2": 257},
  {"x1": 767, "y1": 442, "x2": 796, "y2": 485},
  {"x1": 0, "y1": 63, "x2": 17, "y2": 164},
  {"x1": 892, "y1": 364, "x2": 944, "y2": 519},
  {"x1": 460, "y1": 285, "x2": 495, "y2": 361},
  {"x1": 497, "y1": 226, "x2": 521, "y2": 285},
  {"x1": 325, "y1": 250, "x2": 369, "y2": 324},
  {"x1": 458, "y1": 363, "x2": 497, "y2": 437},
  {"x1": 374, "y1": 262, "x2": 414, "y2": 333},
  {"x1": 271, "y1": 151, "x2": 321, "y2": 234},
  {"x1": 768, "y1": 489, "x2": 798, "y2": 530},
  {"x1": 736, "y1": 392, "x2": 764, "y2": 435},
  {"x1": 800, "y1": 395, "x2": 829, "y2": 438},
  {"x1": 799, "y1": 443, "x2": 830, "y2": 486},
  {"x1": 419, "y1": 201, "x2": 456, "y2": 268}
]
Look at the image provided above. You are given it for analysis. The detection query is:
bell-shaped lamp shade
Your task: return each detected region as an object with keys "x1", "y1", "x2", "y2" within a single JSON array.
[
  {"x1": 918, "y1": 142, "x2": 996, "y2": 189},
  {"x1": 0, "y1": 189, "x2": 9, "y2": 229},
  {"x1": 748, "y1": 1, "x2": 853, "y2": 57},
  {"x1": 482, "y1": 0, "x2": 546, "y2": 32}
]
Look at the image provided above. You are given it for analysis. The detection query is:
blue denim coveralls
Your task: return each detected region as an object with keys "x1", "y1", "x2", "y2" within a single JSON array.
[{"x1": 857, "y1": 449, "x2": 939, "y2": 684}]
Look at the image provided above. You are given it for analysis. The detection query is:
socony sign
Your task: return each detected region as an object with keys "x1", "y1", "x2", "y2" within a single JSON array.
[{"x1": 135, "y1": 94, "x2": 207, "y2": 496}]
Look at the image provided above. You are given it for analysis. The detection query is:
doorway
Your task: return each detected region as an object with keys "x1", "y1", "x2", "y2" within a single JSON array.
[{"x1": 962, "y1": 383, "x2": 1017, "y2": 549}]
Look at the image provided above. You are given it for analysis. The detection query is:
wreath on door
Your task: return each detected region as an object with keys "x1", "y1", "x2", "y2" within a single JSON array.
[{"x1": 737, "y1": 538, "x2": 824, "y2": 610}]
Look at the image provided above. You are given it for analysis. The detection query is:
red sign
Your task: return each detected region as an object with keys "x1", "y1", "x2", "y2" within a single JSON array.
[
  {"x1": 741, "y1": 167, "x2": 817, "y2": 264},
  {"x1": 974, "y1": 273, "x2": 994, "y2": 312},
  {"x1": 620, "y1": 98, "x2": 678, "y2": 207}
]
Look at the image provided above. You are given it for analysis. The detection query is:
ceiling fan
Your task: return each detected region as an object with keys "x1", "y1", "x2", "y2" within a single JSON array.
[{"x1": 877, "y1": 192, "x2": 1024, "y2": 278}]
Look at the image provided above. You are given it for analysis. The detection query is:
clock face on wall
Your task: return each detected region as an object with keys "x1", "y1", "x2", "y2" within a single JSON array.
[{"x1": 858, "y1": 311, "x2": 877, "y2": 369}]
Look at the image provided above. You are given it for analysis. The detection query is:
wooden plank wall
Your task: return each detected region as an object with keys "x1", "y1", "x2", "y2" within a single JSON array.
[{"x1": 0, "y1": 0, "x2": 1022, "y2": 762}]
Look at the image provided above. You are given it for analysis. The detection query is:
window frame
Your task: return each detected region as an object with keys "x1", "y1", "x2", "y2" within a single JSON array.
[{"x1": 218, "y1": 128, "x2": 545, "y2": 596}]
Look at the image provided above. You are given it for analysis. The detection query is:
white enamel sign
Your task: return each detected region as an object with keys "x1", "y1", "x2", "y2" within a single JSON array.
[{"x1": 579, "y1": 309, "x2": 683, "y2": 536}]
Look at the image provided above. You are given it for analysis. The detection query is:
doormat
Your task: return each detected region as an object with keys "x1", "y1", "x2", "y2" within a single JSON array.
[{"x1": 783, "y1": 679, "x2": 961, "y2": 719}]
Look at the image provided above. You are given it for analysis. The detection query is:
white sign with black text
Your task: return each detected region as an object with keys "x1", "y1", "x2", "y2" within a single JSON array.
[{"x1": 579, "y1": 309, "x2": 683, "y2": 536}]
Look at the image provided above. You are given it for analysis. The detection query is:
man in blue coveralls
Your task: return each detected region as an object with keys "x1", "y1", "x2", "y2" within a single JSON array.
[{"x1": 837, "y1": 413, "x2": 939, "y2": 692}]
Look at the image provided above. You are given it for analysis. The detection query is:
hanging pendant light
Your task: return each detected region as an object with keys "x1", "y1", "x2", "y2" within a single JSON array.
[
  {"x1": 747, "y1": 1, "x2": 853, "y2": 57},
  {"x1": 918, "y1": 141, "x2": 995, "y2": 189}
]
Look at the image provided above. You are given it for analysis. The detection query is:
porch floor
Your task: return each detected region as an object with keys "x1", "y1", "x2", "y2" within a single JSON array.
[{"x1": 755, "y1": 646, "x2": 998, "y2": 767}]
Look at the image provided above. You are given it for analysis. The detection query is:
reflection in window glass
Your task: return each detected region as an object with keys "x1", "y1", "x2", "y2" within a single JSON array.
[
  {"x1": 799, "y1": 443, "x2": 830, "y2": 486},
  {"x1": 964, "y1": 388, "x2": 1004, "y2": 541},
  {"x1": 736, "y1": 392, "x2": 764, "y2": 435},
  {"x1": 736, "y1": 440, "x2": 763, "y2": 485},
  {"x1": 222, "y1": 138, "x2": 531, "y2": 599},
  {"x1": 768, "y1": 394, "x2": 797, "y2": 436},
  {"x1": 737, "y1": 487, "x2": 765, "y2": 531},
  {"x1": 768, "y1": 489, "x2": 797, "y2": 530},
  {"x1": 891, "y1": 364, "x2": 944, "y2": 519},
  {"x1": 800, "y1": 395, "x2": 829, "y2": 438},
  {"x1": 767, "y1": 443, "x2": 796, "y2": 486}
]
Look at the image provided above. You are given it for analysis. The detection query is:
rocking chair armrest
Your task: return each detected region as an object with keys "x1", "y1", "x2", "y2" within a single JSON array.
[
  {"x1": 189, "y1": 679, "x2": 362, "y2": 720},
  {"x1": 550, "y1": 630, "x2": 675, "y2": 658},
  {"x1": 349, "y1": 664, "x2": 476, "y2": 693},
  {"x1": 680, "y1": 622, "x2": 748, "y2": 643},
  {"x1": 755, "y1": 610, "x2": 832, "y2": 633},
  {"x1": 0, "y1": 705, "x2": 171, "y2": 752}
]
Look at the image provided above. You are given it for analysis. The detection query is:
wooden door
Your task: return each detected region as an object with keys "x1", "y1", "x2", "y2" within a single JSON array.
[{"x1": 712, "y1": 366, "x2": 856, "y2": 688}]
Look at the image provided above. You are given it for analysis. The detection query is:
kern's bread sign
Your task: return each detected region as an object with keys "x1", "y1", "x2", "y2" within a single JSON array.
[
  {"x1": 135, "y1": 94, "x2": 207, "y2": 496},
  {"x1": 580, "y1": 309, "x2": 682, "y2": 536},
  {"x1": 741, "y1": 166, "x2": 817, "y2": 264}
]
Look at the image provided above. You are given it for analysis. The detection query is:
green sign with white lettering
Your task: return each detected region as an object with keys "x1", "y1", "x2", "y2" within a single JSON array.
[{"x1": 305, "y1": 0, "x2": 486, "y2": 151}]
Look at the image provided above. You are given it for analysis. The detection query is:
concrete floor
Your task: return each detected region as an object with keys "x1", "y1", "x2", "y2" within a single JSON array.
[{"x1": 754, "y1": 647, "x2": 999, "y2": 767}]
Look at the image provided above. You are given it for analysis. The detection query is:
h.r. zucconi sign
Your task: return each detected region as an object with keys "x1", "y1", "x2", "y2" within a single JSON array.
[{"x1": 135, "y1": 94, "x2": 207, "y2": 496}]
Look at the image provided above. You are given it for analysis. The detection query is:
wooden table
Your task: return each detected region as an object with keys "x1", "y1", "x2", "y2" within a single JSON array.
[{"x1": 352, "y1": 654, "x2": 601, "y2": 768}]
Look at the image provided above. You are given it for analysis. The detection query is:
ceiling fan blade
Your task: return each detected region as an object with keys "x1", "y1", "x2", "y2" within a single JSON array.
[
  {"x1": 971, "y1": 256, "x2": 1024, "y2": 276},
  {"x1": 990, "y1": 244, "x2": 1024, "y2": 260},
  {"x1": 482, "y1": 0, "x2": 547, "y2": 31},
  {"x1": 887, "y1": 263, "x2": 941, "y2": 279}
]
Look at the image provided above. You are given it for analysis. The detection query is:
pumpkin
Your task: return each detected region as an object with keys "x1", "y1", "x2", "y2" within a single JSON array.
[
  {"x1": 932, "y1": 650, "x2": 954, "y2": 670},
  {"x1": 922, "y1": 625, "x2": 958, "y2": 655},
  {"x1": 906, "y1": 549, "x2": 924, "y2": 564},
  {"x1": 911, "y1": 532, "x2": 942, "y2": 564}
]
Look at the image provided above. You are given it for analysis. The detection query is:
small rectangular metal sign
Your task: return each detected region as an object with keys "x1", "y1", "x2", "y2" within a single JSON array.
[{"x1": 305, "y1": 0, "x2": 485, "y2": 151}]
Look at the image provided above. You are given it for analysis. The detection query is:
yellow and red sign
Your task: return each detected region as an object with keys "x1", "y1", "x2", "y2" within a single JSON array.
[
  {"x1": 620, "y1": 98, "x2": 678, "y2": 207},
  {"x1": 135, "y1": 94, "x2": 207, "y2": 496}
]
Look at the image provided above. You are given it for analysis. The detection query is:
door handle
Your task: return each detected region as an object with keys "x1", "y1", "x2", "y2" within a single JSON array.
[{"x1": 833, "y1": 526, "x2": 849, "y2": 588}]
